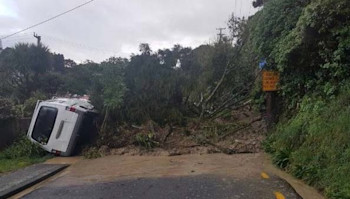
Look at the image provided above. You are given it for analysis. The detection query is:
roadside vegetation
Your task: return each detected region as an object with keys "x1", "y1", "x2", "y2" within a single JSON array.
[
  {"x1": 256, "y1": 0, "x2": 350, "y2": 198},
  {"x1": 265, "y1": 87, "x2": 350, "y2": 198},
  {"x1": 0, "y1": 136, "x2": 51, "y2": 174}
]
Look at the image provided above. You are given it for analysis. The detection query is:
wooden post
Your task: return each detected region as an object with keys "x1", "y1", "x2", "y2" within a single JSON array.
[
  {"x1": 262, "y1": 70, "x2": 280, "y2": 129},
  {"x1": 266, "y1": 91, "x2": 272, "y2": 128}
]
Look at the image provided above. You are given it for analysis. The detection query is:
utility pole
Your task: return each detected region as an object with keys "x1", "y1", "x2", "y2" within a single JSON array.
[
  {"x1": 216, "y1": 28, "x2": 226, "y2": 43},
  {"x1": 33, "y1": 32, "x2": 41, "y2": 46},
  {"x1": 0, "y1": 39, "x2": 3, "y2": 53}
]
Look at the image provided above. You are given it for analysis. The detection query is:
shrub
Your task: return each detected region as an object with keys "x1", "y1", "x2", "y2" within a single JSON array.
[
  {"x1": 265, "y1": 86, "x2": 350, "y2": 198},
  {"x1": 0, "y1": 136, "x2": 47, "y2": 159},
  {"x1": 82, "y1": 147, "x2": 102, "y2": 159},
  {"x1": 135, "y1": 133, "x2": 159, "y2": 149}
]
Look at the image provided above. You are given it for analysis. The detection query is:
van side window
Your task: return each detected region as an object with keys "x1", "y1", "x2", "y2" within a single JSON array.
[{"x1": 32, "y1": 106, "x2": 58, "y2": 145}]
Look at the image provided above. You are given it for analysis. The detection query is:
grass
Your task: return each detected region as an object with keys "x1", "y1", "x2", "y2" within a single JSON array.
[
  {"x1": 0, "y1": 157, "x2": 50, "y2": 174},
  {"x1": 0, "y1": 136, "x2": 52, "y2": 174},
  {"x1": 265, "y1": 88, "x2": 350, "y2": 199}
]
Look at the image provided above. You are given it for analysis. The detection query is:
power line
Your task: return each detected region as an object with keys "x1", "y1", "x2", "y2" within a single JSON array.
[
  {"x1": 1, "y1": 34, "x2": 32, "y2": 41},
  {"x1": 41, "y1": 34, "x2": 118, "y2": 55},
  {"x1": 1, "y1": 0, "x2": 95, "y2": 40},
  {"x1": 1, "y1": 33, "x2": 117, "y2": 55},
  {"x1": 2, "y1": 37, "x2": 33, "y2": 43}
]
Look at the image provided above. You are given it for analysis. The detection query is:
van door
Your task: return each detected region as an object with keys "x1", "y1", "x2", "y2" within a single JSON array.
[
  {"x1": 47, "y1": 104, "x2": 79, "y2": 153},
  {"x1": 30, "y1": 106, "x2": 58, "y2": 145}
]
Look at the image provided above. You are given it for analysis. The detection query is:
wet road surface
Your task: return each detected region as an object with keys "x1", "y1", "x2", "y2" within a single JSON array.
[{"x1": 19, "y1": 154, "x2": 301, "y2": 199}]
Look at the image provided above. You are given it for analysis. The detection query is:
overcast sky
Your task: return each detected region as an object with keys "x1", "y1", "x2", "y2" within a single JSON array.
[{"x1": 0, "y1": 0, "x2": 257, "y2": 63}]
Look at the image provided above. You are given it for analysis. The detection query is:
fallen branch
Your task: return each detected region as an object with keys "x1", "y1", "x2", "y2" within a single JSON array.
[
  {"x1": 219, "y1": 117, "x2": 262, "y2": 140},
  {"x1": 208, "y1": 97, "x2": 251, "y2": 119},
  {"x1": 131, "y1": 125, "x2": 143, "y2": 130},
  {"x1": 203, "y1": 139, "x2": 253, "y2": 154},
  {"x1": 162, "y1": 125, "x2": 173, "y2": 144}
]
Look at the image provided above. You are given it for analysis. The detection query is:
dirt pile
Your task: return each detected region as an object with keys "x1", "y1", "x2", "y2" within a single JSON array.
[{"x1": 90, "y1": 105, "x2": 266, "y2": 157}]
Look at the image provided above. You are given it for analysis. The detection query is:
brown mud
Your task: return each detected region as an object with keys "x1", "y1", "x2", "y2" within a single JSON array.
[
  {"x1": 11, "y1": 154, "x2": 323, "y2": 199},
  {"x1": 96, "y1": 105, "x2": 267, "y2": 157}
]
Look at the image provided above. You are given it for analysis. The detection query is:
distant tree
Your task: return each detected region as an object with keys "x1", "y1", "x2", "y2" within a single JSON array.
[
  {"x1": 51, "y1": 53, "x2": 64, "y2": 72},
  {"x1": 252, "y1": 0, "x2": 268, "y2": 8},
  {"x1": 0, "y1": 43, "x2": 51, "y2": 101},
  {"x1": 0, "y1": 98, "x2": 16, "y2": 119},
  {"x1": 228, "y1": 14, "x2": 247, "y2": 46},
  {"x1": 64, "y1": 59, "x2": 77, "y2": 68},
  {"x1": 121, "y1": 44, "x2": 186, "y2": 124},
  {"x1": 62, "y1": 62, "x2": 100, "y2": 95},
  {"x1": 139, "y1": 43, "x2": 152, "y2": 55}
]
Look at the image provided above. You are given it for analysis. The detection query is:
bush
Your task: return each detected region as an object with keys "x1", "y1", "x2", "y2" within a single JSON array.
[
  {"x1": 135, "y1": 133, "x2": 159, "y2": 149},
  {"x1": 82, "y1": 147, "x2": 102, "y2": 159},
  {"x1": 265, "y1": 86, "x2": 350, "y2": 198},
  {"x1": 0, "y1": 136, "x2": 47, "y2": 159},
  {"x1": 0, "y1": 98, "x2": 16, "y2": 120},
  {"x1": 13, "y1": 91, "x2": 47, "y2": 118},
  {"x1": 0, "y1": 136, "x2": 50, "y2": 173}
]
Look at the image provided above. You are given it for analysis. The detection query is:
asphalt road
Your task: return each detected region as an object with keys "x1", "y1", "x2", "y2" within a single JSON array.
[
  {"x1": 23, "y1": 174, "x2": 300, "y2": 199},
  {"x1": 20, "y1": 154, "x2": 301, "y2": 199}
]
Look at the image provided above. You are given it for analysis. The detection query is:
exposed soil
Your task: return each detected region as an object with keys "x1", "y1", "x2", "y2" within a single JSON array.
[{"x1": 94, "y1": 105, "x2": 267, "y2": 157}]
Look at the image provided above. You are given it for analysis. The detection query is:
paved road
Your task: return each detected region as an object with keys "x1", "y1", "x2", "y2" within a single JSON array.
[{"x1": 20, "y1": 154, "x2": 301, "y2": 199}]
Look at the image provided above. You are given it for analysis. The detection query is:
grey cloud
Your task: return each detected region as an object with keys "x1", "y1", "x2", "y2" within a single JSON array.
[{"x1": 0, "y1": 0, "x2": 257, "y2": 62}]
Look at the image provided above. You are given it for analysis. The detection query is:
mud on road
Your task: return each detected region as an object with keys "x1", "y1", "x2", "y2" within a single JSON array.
[{"x1": 17, "y1": 153, "x2": 312, "y2": 199}]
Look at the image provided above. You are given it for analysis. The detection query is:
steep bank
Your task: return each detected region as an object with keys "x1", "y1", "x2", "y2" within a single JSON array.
[{"x1": 265, "y1": 86, "x2": 350, "y2": 198}]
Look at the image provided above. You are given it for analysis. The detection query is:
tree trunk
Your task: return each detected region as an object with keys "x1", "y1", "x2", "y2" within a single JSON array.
[{"x1": 101, "y1": 108, "x2": 110, "y2": 132}]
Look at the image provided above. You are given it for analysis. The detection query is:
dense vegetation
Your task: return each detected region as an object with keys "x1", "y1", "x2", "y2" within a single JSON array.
[
  {"x1": 0, "y1": 14, "x2": 255, "y2": 131},
  {"x1": 255, "y1": 0, "x2": 350, "y2": 198},
  {"x1": 265, "y1": 88, "x2": 350, "y2": 198},
  {"x1": 0, "y1": 136, "x2": 50, "y2": 173}
]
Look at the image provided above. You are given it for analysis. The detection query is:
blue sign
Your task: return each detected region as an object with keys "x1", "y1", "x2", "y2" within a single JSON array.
[{"x1": 259, "y1": 58, "x2": 267, "y2": 69}]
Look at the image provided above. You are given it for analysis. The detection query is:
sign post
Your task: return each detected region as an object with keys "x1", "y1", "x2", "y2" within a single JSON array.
[
  {"x1": 262, "y1": 71, "x2": 279, "y2": 92},
  {"x1": 262, "y1": 70, "x2": 280, "y2": 128}
]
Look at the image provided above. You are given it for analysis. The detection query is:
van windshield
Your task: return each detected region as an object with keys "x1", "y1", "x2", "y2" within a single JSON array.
[{"x1": 32, "y1": 106, "x2": 58, "y2": 145}]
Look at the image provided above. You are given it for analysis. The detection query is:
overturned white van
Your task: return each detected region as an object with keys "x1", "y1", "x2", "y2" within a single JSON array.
[{"x1": 27, "y1": 98, "x2": 97, "y2": 156}]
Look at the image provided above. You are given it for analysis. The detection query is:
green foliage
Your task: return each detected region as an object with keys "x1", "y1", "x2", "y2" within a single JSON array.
[
  {"x1": 0, "y1": 136, "x2": 50, "y2": 173},
  {"x1": 252, "y1": 0, "x2": 350, "y2": 108},
  {"x1": 122, "y1": 45, "x2": 187, "y2": 124},
  {"x1": 61, "y1": 62, "x2": 101, "y2": 95},
  {"x1": 82, "y1": 147, "x2": 102, "y2": 159},
  {"x1": 0, "y1": 98, "x2": 16, "y2": 119},
  {"x1": 257, "y1": 1, "x2": 350, "y2": 197},
  {"x1": 253, "y1": 0, "x2": 308, "y2": 65},
  {"x1": 100, "y1": 58, "x2": 127, "y2": 110},
  {"x1": 266, "y1": 85, "x2": 350, "y2": 198},
  {"x1": 0, "y1": 136, "x2": 47, "y2": 159},
  {"x1": 0, "y1": 157, "x2": 50, "y2": 174},
  {"x1": 252, "y1": 0, "x2": 269, "y2": 8},
  {"x1": 135, "y1": 133, "x2": 159, "y2": 149},
  {"x1": 0, "y1": 43, "x2": 54, "y2": 101},
  {"x1": 13, "y1": 91, "x2": 46, "y2": 118}
]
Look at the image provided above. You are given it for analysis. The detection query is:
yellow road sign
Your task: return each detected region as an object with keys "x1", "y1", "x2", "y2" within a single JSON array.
[{"x1": 262, "y1": 71, "x2": 280, "y2": 91}]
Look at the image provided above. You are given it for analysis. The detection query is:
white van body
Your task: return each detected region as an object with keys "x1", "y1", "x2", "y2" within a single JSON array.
[{"x1": 27, "y1": 98, "x2": 97, "y2": 156}]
